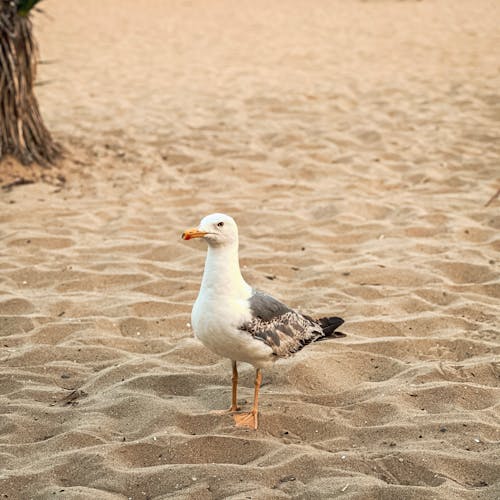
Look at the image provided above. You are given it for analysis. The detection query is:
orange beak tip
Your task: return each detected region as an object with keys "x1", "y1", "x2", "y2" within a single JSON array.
[{"x1": 182, "y1": 228, "x2": 207, "y2": 240}]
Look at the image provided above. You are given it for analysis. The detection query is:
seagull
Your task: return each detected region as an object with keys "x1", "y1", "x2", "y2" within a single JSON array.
[{"x1": 182, "y1": 213, "x2": 345, "y2": 429}]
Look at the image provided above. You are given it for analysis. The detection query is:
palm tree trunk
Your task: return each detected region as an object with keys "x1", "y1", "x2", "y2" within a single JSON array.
[{"x1": 0, "y1": 0, "x2": 59, "y2": 165}]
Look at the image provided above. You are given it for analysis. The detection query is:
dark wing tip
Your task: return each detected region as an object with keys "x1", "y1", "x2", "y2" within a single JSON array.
[
  {"x1": 317, "y1": 316, "x2": 346, "y2": 338},
  {"x1": 328, "y1": 330, "x2": 347, "y2": 338}
]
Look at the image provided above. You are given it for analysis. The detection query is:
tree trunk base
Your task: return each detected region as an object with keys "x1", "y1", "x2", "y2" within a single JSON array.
[{"x1": 0, "y1": 3, "x2": 60, "y2": 166}]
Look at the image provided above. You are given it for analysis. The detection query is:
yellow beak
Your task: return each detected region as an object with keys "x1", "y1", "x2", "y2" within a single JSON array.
[{"x1": 181, "y1": 228, "x2": 208, "y2": 240}]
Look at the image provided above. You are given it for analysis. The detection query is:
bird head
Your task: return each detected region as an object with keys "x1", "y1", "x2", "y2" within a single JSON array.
[{"x1": 182, "y1": 213, "x2": 238, "y2": 247}]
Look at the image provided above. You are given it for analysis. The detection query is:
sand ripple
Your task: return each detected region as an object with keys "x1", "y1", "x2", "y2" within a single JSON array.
[{"x1": 1, "y1": 0, "x2": 499, "y2": 498}]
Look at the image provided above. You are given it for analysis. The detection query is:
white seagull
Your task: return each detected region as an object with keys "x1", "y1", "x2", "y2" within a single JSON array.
[{"x1": 182, "y1": 213, "x2": 345, "y2": 429}]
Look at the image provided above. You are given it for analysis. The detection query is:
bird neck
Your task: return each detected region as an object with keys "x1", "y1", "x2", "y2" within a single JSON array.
[{"x1": 200, "y1": 242, "x2": 250, "y2": 298}]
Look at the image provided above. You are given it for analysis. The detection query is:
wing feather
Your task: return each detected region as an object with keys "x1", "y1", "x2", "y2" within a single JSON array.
[{"x1": 239, "y1": 291, "x2": 328, "y2": 357}]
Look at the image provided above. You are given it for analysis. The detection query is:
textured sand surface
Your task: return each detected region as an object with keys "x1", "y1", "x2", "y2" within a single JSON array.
[{"x1": 0, "y1": 0, "x2": 499, "y2": 498}]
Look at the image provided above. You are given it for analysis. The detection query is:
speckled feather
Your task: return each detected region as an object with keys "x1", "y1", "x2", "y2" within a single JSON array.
[{"x1": 239, "y1": 291, "x2": 345, "y2": 358}]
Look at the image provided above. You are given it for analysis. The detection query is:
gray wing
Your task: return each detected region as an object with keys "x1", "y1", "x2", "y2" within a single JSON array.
[{"x1": 240, "y1": 290, "x2": 326, "y2": 358}]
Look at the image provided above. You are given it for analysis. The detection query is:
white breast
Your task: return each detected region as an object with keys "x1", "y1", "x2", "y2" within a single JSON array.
[
  {"x1": 189, "y1": 237, "x2": 274, "y2": 368},
  {"x1": 191, "y1": 292, "x2": 273, "y2": 367}
]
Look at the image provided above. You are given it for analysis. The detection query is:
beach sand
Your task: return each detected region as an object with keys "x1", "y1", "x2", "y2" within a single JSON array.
[{"x1": 0, "y1": 0, "x2": 499, "y2": 498}]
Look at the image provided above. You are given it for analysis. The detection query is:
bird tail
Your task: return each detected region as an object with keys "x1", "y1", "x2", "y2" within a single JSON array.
[{"x1": 316, "y1": 316, "x2": 346, "y2": 339}]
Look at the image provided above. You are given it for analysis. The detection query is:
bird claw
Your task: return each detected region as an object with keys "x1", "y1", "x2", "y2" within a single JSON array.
[
  {"x1": 210, "y1": 406, "x2": 241, "y2": 415},
  {"x1": 233, "y1": 411, "x2": 258, "y2": 430}
]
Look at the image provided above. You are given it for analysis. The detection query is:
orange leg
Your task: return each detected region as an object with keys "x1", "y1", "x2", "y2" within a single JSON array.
[
  {"x1": 234, "y1": 368, "x2": 262, "y2": 430},
  {"x1": 229, "y1": 360, "x2": 240, "y2": 412},
  {"x1": 210, "y1": 360, "x2": 240, "y2": 414}
]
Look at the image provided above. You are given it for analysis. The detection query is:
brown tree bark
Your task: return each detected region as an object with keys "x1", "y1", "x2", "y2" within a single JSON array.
[{"x1": 0, "y1": 1, "x2": 59, "y2": 165}]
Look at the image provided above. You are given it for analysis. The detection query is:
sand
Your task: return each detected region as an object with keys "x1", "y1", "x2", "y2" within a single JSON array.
[{"x1": 0, "y1": 0, "x2": 499, "y2": 498}]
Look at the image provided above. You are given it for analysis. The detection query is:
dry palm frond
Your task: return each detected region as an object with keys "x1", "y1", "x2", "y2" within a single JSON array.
[
  {"x1": 17, "y1": 0, "x2": 43, "y2": 17},
  {"x1": 0, "y1": 0, "x2": 60, "y2": 165}
]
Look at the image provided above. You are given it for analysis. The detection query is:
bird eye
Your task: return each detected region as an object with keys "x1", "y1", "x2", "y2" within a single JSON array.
[{"x1": 217, "y1": 221, "x2": 224, "y2": 228}]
